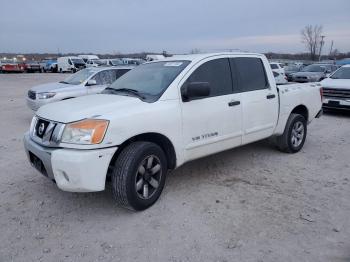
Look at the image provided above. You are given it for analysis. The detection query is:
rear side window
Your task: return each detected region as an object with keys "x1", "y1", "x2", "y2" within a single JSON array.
[
  {"x1": 186, "y1": 58, "x2": 233, "y2": 97},
  {"x1": 233, "y1": 57, "x2": 268, "y2": 92},
  {"x1": 270, "y1": 64, "x2": 278, "y2": 69}
]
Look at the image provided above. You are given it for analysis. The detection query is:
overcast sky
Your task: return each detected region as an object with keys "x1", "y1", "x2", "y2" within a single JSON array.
[{"x1": 1, "y1": 0, "x2": 349, "y2": 54}]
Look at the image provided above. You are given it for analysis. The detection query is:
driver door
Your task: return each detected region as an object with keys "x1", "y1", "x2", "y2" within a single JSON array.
[{"x1": 180, "y1": 58, "x2": 243, "y2": 162}]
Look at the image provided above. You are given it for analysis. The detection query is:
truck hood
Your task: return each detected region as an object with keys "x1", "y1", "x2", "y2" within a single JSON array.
[
  {"x1": 321, "y1": 78, "x2": 350, "y2": 89},
  {"x1": 36, "y1": 94, "x2": 141, "y2": 123},
  {"x1": 30, "y1": 82, "x2": 78, "y2": 93}
]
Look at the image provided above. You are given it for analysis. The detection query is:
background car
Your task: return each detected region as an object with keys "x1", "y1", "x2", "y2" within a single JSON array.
[
  {"x1": 26, "y1": 66, "x2": 134, "y2": 111},
  {"x1": 85, "y1": 59, "x2": 108, "y2": 67},
  {"x1": 24, "y1": 61, "x2": 41, "y2": 73},
  {"x1": 40, "y1": 59, "x2": 58, "y2": 72},
  {"x1": 321, "y1": 65, "x2": 350, "y2": 110},
  {"x1": 292, "y1": 64, "x2": 335, "y2": 82},
  {"x1": 0, "y1": 60, "x2": 25, "y2": 73},
  {"x1": 284, "y1": 64, "x2": 303, "y2": 81},
  {"x1": 270, "y1": 62, "x2": 285, "y2": 75},
  {"x1": 273, "y1": 71, "x2": 288, "y2": 84}
]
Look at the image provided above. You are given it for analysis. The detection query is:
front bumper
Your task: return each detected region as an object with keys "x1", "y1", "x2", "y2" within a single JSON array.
[
  {"x1": 23, "y1": 133, "x2": 117, "y2": 192},
  {"x1": 26, "y1": 98, "x2": 48, "y2": 111},
  {"x1": 323, "y1": 98, "x2": 350, "y2": 110}
]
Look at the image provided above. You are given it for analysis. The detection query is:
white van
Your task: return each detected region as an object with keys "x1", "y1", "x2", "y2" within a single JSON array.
[
  {"x1": 78, "y1": 55, "x2": 99, "y2": 63},
  {"x1": 146, "y1": 54, "x2": 165, "y2": 61},
  {"x1": 57, "y1": 56, "x2": 86, "y2": 73}
]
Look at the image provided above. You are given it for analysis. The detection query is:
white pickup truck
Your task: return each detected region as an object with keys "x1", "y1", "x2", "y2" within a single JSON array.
[{"x1": 24, "y1": 53, "x2": 323, "y2": 210}]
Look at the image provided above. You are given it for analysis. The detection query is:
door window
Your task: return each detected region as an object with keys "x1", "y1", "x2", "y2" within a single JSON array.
[
  {"x1": 184, "y1": 58, "x2": 233, "y2": 99},
  {"x1": 232, "y1": 57, "x2": 268, "y2": 92}
]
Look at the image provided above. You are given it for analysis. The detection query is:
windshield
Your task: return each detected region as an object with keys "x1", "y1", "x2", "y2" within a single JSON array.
[
  {"x1": 108, "y1": 60, "x2": 190, "y2": 99},
  {"x1": 71, "y1": 58, "x2": 85, "y2": 64},
  {"x1": 61, "y1": 68, "x2": 95, "y2": 85},
  {"x1": 110, "y1": 59, "x2": 123, "y2": 66},
  {"x1": 330, "y1": 67, "x2": 350, "y2": 79},
  {"x1": 302, "y1": 65, "x2": 325, "y2": 72}
]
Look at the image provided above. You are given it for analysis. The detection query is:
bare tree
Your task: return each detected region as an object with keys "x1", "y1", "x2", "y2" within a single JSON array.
[
  {"x1": 329, "y1": 48, "x2": 339, "y2": 59},
  {"x1": 301, "y1": 25, "x2": 323, "y2": 61}
]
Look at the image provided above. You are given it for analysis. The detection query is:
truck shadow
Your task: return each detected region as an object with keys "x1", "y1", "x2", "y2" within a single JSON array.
[{"x1": 323, "y1": 108, "x2": 350, "y2": 118}]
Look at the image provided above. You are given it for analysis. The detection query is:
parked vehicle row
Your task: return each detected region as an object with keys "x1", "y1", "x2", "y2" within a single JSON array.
[
  {"x1": 0, "y1": 55, "x2": 146, "y2": 74},
  {"x1": 23, "y1": 52, "x2": 323, "y2": 211},
  {"x1": 270, "y1": 61, "x2": 339, "y2": 83}
]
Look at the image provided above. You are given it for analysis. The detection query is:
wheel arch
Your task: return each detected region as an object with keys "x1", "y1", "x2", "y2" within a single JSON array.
[
  {"x1": 109, "y1": 132, "x2": 177, "y2": 170},
  {"x1": 290, "y1": 104, "x2": 309, "y2": 122}
]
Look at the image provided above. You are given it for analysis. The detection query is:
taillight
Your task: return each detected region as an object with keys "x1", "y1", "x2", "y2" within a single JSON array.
[{"x1": 320, "y1": 87, "x2": 323, "y2": 102}]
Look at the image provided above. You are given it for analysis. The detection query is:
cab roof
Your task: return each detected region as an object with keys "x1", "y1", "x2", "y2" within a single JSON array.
[
  {"x1": 88, "y1": 65, "x2": 135, "y2": 72},
  {"x1": 162, "y1": 52, "x2": 265, "y2": 64}
]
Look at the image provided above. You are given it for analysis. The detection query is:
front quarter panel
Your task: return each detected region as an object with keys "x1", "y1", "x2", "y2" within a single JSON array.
[{"x1": 102, "y1": 99, "x2": 184, "y2": 165}]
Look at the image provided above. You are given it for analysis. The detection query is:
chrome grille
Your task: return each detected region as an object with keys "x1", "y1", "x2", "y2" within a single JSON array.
[
  {"x1": 323, "y1": 88, "x2": 350, "y2": 99},
  {"x1": 30, "y1": 117, "x2": 65, "y2": 147}
]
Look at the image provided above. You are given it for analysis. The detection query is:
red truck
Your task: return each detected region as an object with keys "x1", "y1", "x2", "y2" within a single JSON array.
[{"x1": 0, "y1": 60, "x2": 25, "y2": 73}]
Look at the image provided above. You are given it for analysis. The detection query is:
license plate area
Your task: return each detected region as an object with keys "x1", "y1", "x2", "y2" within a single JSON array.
[
  {"x1": 328, "y1": 100, "x2": 340, "y2": 106},
  {"x1": 29, "y1": 151, "x2": 48, "y2": 177}
]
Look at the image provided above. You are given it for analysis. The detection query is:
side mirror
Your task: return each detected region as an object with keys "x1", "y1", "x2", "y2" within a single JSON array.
[
  {"x1": 181, "y1": 82, "x2": 210, "y2": 102},
  {"x1": 86, "y1": 79, "x2": 97, "y2": 86}
]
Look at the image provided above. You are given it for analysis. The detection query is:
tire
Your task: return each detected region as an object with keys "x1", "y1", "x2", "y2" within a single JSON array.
[
  {"x1": 111, "y1": 142, "x2": 167, "y2": 211},
  {"x1": 276, "y1": 113, "x2": 307, "y2": 153}
]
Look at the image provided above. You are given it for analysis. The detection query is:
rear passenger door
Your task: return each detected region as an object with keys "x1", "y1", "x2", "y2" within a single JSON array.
[
  {"x1": 181, "y1": 58, "x2": 243, "y2": 161},
  {"x1": 231, "y1": 57, "x2": 278, "y2": 144}
]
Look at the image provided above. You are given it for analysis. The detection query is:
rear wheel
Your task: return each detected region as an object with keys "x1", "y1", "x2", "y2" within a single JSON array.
[
  {"x1": 111, "y1": 142, "x2": 167, "y2": 211},
  {"x1": 276, "y1": 113, "x2": 307, "y2": 153}
]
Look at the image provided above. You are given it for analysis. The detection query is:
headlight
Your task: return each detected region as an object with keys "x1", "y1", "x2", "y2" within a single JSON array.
[
  {"x1": 37, "y1": 92, "x2": 56, "y2": 99},
  {"x1": 61, "y1": 119, "x2": 109, "y2": 144}
]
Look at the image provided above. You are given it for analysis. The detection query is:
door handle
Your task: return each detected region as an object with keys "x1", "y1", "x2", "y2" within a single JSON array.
[
  {"x1": 228, "y1": 100, "x2": 240, "y2": 107},
  {"x1": 266, "y1": 94, "x2": 276, "y2": 99}
]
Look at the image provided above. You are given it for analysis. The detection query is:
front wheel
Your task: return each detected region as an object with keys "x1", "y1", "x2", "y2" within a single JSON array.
[
  {"x1": 111, "y1": 142, "x2": 167, "y2": 211},
  {"x1": 276, "y1": 113, "x2": 307, "y2": 153}
]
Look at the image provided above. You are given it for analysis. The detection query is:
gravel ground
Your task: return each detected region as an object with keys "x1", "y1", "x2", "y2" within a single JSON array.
[{"x1": 0, "y1": 73, "x2": 349, "y2": 262}]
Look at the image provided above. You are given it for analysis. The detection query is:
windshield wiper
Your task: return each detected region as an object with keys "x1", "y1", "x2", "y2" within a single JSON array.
[
  {"x1": 59, "y1": 81, "x2": 69, "y2": 84},
  {"x1": 104, "y1": 87, "x2": 146, "y2": 100}
]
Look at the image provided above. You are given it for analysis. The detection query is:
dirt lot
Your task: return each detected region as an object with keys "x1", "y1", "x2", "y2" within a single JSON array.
[{"x1": 0, "y1": 73, "x2": 349, "y2": 262}]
